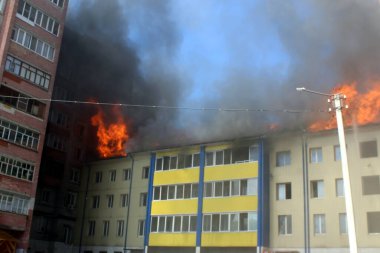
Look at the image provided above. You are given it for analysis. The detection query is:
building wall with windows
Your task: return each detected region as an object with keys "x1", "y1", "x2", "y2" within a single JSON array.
[
  {"x1": 74, "y1": 153, "x2": 150, "y2": 253},
  {"x1": 145, "y1": 139, "x2": 269, "y2": 253},
  {"x1": 0, "y1": 0, "x2": 68, "y2": 252},
  {"x1": 269, "y1": 124, "x2": 380, "y2": 253}
]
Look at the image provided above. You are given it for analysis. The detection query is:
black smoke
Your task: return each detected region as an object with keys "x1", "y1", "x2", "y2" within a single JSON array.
[{"x1": 58, "y1": 0, "x2": 380, "y2": 151}]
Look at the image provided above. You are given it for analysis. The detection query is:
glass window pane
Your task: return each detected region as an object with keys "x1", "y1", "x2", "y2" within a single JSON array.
[
  {"x1": 190, "y1": 216, "x2": 197, "y2": 232},
  {"x1": 205, "y1": 182, "x2": 213, "y2": 197},
  {"x1": 151, "y1": 217, "x2": 158, "y2": 232},
  {"x1": 168, "y1": 185, "x2": 175, "y2": 199},
  {"x1": 231, "y1": 180, "x2": 239, "y2": 196},
  {"x1": 166, "y1": 216, "x2": 173, "y2": 232},
  {"x1": 240, "y1": 179, "x2": 247, "y2": 195},
  {"x1": 247, "y1": 178, "x2": 258, "y2": 195},
  {"x1": 203, "y1": 215, "x2": 211, "y2": 232},
  {"x1": 248, "y1": 212, "x2": 257, "y2": 231},
  {"x1": 161, "y1": 186, "x2": 168, "y2": 200},
  {"x1": 158, "y1": 217, "x2": 165, "y2": 232},
  {"x1": 211, "y1": 214, "x2": 220, "y2": 232},
  {"x1": 230, "y1": 213, "x2": 239, "y2": 231},
  {"x1": 176, "y1": 185, "x2": 184, "y2": 199},
  {"x1": 174, "y1": 216, "x2": 181, "y2": 232},
  {"x1": 215, "y1": 181, "x2": 223, "y2": 197},
  {"x1": 182, "y1": 216, "x2": 189, "y2": 232},
  {"x1": 169, "y1": 156, "x2": 177, "y2": 170},
  {"x1": 223, "y1": 181, "x2": 230, "y2": 197},
  {"x1": 220, "y1": 214, "x2": 229, "y2": 231},
  {"x1": 239, "y1": 213, "x2": 248, "y2": 231},
  {"x1": 191, "y1": 184, "x2": 198, "y2": 198},
  {"x1": 215, "y1": 151, "x2": 223, "y2": 165},
  {"x1": 184, "y1": 184, "x2": 191, "y2": 199}
]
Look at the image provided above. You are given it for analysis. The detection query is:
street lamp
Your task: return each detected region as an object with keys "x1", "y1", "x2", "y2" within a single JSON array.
[{"x1": 297, "y1": 87, "x2": 358, "y2": 253}]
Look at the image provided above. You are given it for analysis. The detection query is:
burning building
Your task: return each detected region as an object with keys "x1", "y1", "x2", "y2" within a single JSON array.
[
  {"x1": 0, "y1": 0, "x2": 68, "y2": 252},
  {"x1": 72, "y1": 122, "x2": 380, "y2": 253}
]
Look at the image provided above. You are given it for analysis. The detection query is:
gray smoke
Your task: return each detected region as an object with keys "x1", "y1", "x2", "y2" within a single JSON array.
[{"x1": 60, "y1": 0, "x2": 380, "y2": 151}]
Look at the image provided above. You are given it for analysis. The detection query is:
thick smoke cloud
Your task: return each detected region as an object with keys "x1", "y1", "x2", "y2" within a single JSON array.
[{"x1": 61, "y1": 0, "x2": 380, "y2": 151}]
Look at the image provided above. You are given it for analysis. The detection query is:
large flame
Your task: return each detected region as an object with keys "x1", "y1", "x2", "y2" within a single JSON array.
[
  {"x1": 309, "y1": 82, "x2": 380, "y2": 131},
  {"x1": 91, "y1": 106, "x2": 129, "y2": 158}
]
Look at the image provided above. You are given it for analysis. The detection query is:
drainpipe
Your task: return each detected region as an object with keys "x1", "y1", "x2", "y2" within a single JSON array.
[
  {"x1": 78, "y1": 164, "x2": 91, "y2": 253},
  {"x1": 302, "y1": 133, "x2": 310, "y2": 253},
  {"x1": 124, "y1": 153, "x2": 135, "y2": 253}
]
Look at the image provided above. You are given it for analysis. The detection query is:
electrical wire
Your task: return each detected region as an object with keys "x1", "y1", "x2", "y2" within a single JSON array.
[{"x1": 0, "y1": 94, "x2": 328, "y2": 113}]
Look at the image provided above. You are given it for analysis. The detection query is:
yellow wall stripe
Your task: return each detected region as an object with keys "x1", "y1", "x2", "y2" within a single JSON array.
[{"x1": 203, "y1": 196, "x2": 258, "y2": 213}]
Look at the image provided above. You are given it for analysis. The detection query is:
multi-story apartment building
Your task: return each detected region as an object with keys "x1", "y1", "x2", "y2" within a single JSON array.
[
  {"x1": 74, "y1": 153, "x2": 151, "y2": 253},
  {"x1": 72, "y1": 124, "x2": 380, "y2": 253},
  {"x1": 0, "y1": 0, "x2": 68, "y2": 252},
  {"x1": 28, "y1": 79, "x2": 90, "y2": 253},
  {"x1": 269, "y1": 124, "x2": 380, "y2": 253}
]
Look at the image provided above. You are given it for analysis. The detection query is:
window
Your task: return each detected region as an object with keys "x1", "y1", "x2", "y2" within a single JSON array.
[
  {"x1": 35, "y1": 216, "x2": 48, "y2": 234},
  {"x1": 63, "y1": 192, "x2": 77, "y2": 209},
  {"x1": 336, "y1": 178, "x2": 344, "y2": 197},
  {"x1": 249, "y1": 145, "x2": 259, "y2": 162},
  {"x1": 151, "y1": 217, "x2": 158, "y2": 232},
  {"x1": 17, "y1": 0, "x2": 60, "y2": 35},
  {"x1": 142, "y1": 166, "x2": 149, "y2": 179},
  {"x1": 123, "y1": 169, "x2": 131, "y2": 180},
  {"x1": 140, "y1": 193, "x2": 147, "y2": 206},
  {"x1": 367, "y1": 211, "x2": 380, "y2": 234},
  {"x1": 92, "y1": 195, "x2": 100, "y2": 209},
  {"x1": 0, "y1": 117, "x2": 40, "y2": 150},
  {"x1": 151, "y1": 215, "x2": 197, "y2": 233},
  {"x1": 203, "y1": 215, "x2": 211, "y2": 232},
  {"x1": 339, "y1": 213, "x2": 347, "y2": 234},
  {"x1": 166, "y1": 216, "x2": 173, "y2": 232},
  {"x1": 310, "y1": 147, "x2": 323, "y2": 163},
  {"x1": 138, "y1": 220, "x2": 145, "y2": 236},
  {"x1": 278, "y1": 215, "x2": 292, "y2": 235},
  {"x1": 11, "y1": 26, "x2": 55, "y2": 60},
  {"x1": 277, "y1": 183, "x2": 291, "y2": 200},
  {"x1": 362, "y1": 176, "x2": 380, "y2": 195},
  {"x1": 109, "y1": 170, "x2": 116, "y2": 182},
  {"x1": 103, "y1": 220, "x2": 109, "y2": 236},
  {"x1": 334, "y1": 145, "x2": 341, "y2": 161},
  {"x1": 95, "y1": 171, "x2": 102, "y2": 183},
  {"x1": 0, "y1": 154, "x2": 35, "y2": 181},
  {"x1": 190, "y1": 216, "x2": 197, "y2": 232},
  {"x1": 203, "y1": 212, "x2": 256, "y2": 233},
  {"x1": 41, "y1": 189, "x2": 50, "y2": 203},
  {"x1": 204, "y1": 179, "x2": 257, "y2": 198},
  {"x1": 0, "y1": 85, "x2": 46, "y2": 118},
  {"x1": 276, "y1": 151, "x2": 291, "y2": 167},
  {"x1": 5, "y1": 55, "x2": 51, "y2": 89},
  {"x1": 314, "y1": 214, "x2": 326, "y2": 234},
  {"x1": 46, "y1": 133, "x2": 67, "y2": 151},
  {"x1": 69, "y1": 168, "x2": 80, "y2": 184},
  {"x1": 0, "y1": 0, "x2": 6, "y2": 13},
  {"x1": 63, "y1": 225, "x2": 72, "y2": 244},
  {"x1": 88, "y1": 220, "x2": 96, "y2": 236},
  {"x1": 311, "y1": 180, "x2": 324, "y2": 198},
  {"x1": 360, "y1": 140, "x2": 378, "y2": 158},
  {"x1": 49, "y1": 0, "x2": 65, "y2": 8},
  {"x1": 107, "y1": 195, "x2": 114, "y2": 208},
  {"x1": 153, "y1": 184, "x2": 198, "y2": 200},
  {"x1": 117, "y1": 220, "x2": 124, "y2": 237},
  {"x1": 0, "y1": 191, "x2": 29, "y2": 215},
  {"x1": 231, "y1": 180, "x2": 240, "y2": 196},
  {"x1": 232, "y1": 146, "x2": 250, "y2": 163},
  {"x1": 120, "y1": 194, "x2": 128, "y2": 207},
  {"x1": 174, "y1": 216, "x2": 181, "y2": 232}
]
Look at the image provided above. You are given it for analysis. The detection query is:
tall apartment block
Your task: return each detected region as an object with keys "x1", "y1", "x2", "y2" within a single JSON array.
[{"x1": 0, "y1": 0, "x2": 68, "y2": 252}]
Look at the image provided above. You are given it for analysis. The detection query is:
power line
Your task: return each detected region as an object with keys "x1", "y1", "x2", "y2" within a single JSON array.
[{"x1": 0, "y1": 94, "x2": 327, "y2": 113}]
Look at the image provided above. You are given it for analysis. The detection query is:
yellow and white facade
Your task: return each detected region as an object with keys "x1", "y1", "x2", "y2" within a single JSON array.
[{"x1": 145, "y1": 139, "x2": 269, "y2": 253}]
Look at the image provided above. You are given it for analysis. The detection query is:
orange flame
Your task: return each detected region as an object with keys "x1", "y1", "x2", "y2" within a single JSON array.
[
  {"x1": 309, "y1": 81, "x2": 380, "y2": 131},
  {"x1": 91, "y1": 106, "x2": 129, "y2": 158}
]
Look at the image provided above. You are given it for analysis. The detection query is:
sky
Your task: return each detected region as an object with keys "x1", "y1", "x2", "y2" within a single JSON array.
[{"x1": 65, "y1": 0, "x2": 380, "y2": 148}]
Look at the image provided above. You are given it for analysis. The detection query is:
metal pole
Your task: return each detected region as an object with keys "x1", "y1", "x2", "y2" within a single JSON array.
[
  {"x1": 333, "y1": 94, "x2": 358, "y2": 253},
  {"x1": 124, "y1": 153, "x2": 135, "y2": 253}
]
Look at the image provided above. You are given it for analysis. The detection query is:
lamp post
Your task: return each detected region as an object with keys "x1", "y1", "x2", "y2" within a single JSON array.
[{"x1": 296, "y1": 87, "x2": 358, "y2": 253}]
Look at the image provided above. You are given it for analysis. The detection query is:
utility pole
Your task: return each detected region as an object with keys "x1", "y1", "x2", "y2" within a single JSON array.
[
  {"x1": 330, "y1": 94, "x2": 358, "y2": 253},
  {"x1": 296, "y1": 88, "x2": 358, "y2": 253}
]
